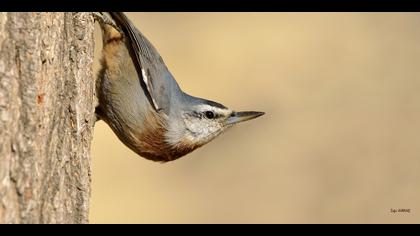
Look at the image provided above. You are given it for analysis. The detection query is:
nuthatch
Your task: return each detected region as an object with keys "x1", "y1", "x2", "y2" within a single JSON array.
[{"x1": 94, "y1": 12, "x2": 264, "y2": 162}]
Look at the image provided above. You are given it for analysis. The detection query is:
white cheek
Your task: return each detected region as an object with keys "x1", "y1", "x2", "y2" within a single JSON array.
[{"x1": 185, "y1": 119, "x2": 222, "y2": 143}]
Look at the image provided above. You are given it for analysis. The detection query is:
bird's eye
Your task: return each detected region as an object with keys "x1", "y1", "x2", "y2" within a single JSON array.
[{"x1": 204, "y1": 111, "x2": 215, "y2": 119}]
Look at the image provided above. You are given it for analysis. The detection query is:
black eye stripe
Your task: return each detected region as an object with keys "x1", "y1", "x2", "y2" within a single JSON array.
[
  {"x1": 191, "y1": 111, "x2": 203, "y2": 118},
  {"x1": 188, "y1": 111, "x2": 221, "y2": 119}
]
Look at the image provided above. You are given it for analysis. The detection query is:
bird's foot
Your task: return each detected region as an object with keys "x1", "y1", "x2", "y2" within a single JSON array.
[{"x1": 92, "y1": 12, "x2": 124, "y2": 35}]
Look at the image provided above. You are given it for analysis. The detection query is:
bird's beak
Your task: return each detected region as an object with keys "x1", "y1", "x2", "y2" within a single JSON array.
[{"x1": 225, "y1": 111, "x2": 265, "y2": 125}]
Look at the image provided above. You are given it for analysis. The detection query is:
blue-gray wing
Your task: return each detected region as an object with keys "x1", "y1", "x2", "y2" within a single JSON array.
[{"x1": 109, "y1": 12, "x2": 171, "y2": 113}]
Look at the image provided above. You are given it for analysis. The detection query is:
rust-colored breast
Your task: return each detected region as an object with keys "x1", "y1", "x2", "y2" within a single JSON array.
[{"x1": 126, "y1": 112, "x2": 202, "y2": 162}]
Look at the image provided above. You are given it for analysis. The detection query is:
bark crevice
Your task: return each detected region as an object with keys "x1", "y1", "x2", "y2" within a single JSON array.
[{"x1": 0, "y1": 12, "x2": 95, "y2": 224}]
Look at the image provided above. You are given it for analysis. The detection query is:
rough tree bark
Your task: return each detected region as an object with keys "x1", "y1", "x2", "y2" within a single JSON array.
[{"x1": 0, "y1": 13, "x2": 95, "y2": 223}]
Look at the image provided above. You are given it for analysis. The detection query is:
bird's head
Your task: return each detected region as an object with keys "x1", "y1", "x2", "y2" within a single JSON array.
[{"x1": 165, "y1": 97, "x2": 264, "y2": 152}]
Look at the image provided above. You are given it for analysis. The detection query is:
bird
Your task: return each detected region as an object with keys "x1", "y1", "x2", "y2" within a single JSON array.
[{"x1": 94, "y1": 12, "x2": 265, "y2": 162}]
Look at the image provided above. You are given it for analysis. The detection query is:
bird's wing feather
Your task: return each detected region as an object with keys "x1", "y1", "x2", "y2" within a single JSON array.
[{"x1": 109, "y1": 12, "x2": 170, "y2": 113}]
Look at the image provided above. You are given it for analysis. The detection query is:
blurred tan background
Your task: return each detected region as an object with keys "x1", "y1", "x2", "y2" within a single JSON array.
[{"x1": 90, "y1": 13, "x2": 420, "y2": 223}]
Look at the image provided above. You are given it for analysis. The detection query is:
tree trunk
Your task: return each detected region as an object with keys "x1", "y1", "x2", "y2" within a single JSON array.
[{"x1": 0, "y1": 12, "x2": 95, "y2": 223}]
